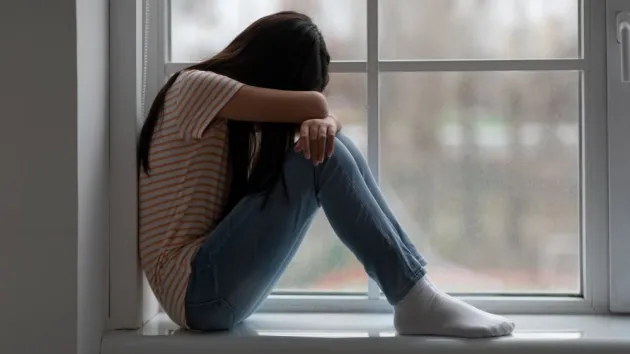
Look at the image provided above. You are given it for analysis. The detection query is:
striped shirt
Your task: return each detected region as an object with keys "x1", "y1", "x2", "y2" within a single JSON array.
[{"x1": 139, "y1": 70, "x2": 243, "y2": 328}]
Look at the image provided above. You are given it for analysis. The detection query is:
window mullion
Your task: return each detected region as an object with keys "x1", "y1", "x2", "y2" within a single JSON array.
[
  {"x1": 367, "y1": 0, "x2": 381, "y2": 300},
  {"x1": 580, "y1": 0, "x2": 608, "y2": 312}
]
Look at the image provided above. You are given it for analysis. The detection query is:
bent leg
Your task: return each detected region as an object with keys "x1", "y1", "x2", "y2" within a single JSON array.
[
  {"x1": 187, "y1": 137, "x2": 514, "y2": 338},
  {"x1": 328, "y1": 135, "x2": 514, "y2": 338},
  {"x1": 186, "y1": 141, "x2": 428, "y2": 331},
  {"x1": 312, "y1": 140, "x2": 427, "y2": 303},
  {"x1": 334, "y1": 132, "x2": 426, "y2": 266}
]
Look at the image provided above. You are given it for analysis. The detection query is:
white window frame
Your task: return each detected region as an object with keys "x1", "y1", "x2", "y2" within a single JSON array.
[
  {"x1": 607, "y1": 0, "x2": 630, "y2": 313},
  {"x1": 109, "y1": 0, "x2": 628, "y2": 330}
]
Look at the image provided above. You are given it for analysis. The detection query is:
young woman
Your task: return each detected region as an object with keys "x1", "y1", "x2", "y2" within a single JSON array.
[{"x1": 138, "y1": 11, "x2": 514, "y2": 338}]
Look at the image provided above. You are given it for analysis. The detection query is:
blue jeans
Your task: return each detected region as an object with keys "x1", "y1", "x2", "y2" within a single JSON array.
[{"x1": 185, "y1": 133, "x2": 427, "y2": 331}]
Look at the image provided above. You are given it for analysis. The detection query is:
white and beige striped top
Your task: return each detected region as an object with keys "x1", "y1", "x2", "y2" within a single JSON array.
[{"x1": 139, "y1": 70, "x2": 243, "y2": 328}]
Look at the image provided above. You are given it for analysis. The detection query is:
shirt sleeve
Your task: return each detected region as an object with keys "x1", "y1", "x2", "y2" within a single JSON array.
[{"x1": 175, "y1": 70, "x2": 244, "y2": 140}]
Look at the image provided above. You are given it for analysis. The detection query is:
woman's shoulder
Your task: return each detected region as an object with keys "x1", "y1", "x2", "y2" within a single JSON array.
[
  {"x1": 178, "y1": 69, "x2": 227, "y2": 81},
  {"x1": 175, "y1": 70, "x2": 242, "y2": 94}
]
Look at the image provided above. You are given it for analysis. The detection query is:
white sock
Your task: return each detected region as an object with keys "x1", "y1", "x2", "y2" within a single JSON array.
[{"x1": 394, "y1": 277, "x2": 515, "y2": 338}]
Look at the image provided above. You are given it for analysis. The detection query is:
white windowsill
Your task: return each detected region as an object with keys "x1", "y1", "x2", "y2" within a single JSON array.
[{"x1": 102, "y1": 312, "x2": 630, "y2": 354}]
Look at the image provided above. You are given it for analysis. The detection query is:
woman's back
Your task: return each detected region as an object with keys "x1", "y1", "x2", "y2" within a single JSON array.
[{"x1": 138, "y1": 70, "x2": 242, "y2": 327}]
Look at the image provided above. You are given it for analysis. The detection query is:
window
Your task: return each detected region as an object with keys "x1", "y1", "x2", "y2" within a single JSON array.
[
  {"x1": 165, "y1": 0, "x2": 584, "y2": 296},
  {"x1": 109, "y1": 0, "x2": 625, "y2": 326}
]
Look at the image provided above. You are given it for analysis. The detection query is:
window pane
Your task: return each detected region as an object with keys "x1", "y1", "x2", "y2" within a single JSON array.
[
  {"x1": 276, "y1": 73, "x2": 368, "y2": 292},
  {"x1": 380, "y1": 0, "x2": 579, "y2": 60},
  {"x1": 170, "y1": 0, "x2": 366, "y2": 62},
  {"x1": 381, "y1": 71, "x2": 580, "y2": 294}
]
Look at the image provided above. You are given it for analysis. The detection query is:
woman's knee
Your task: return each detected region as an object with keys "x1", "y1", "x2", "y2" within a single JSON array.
[
  {"x1": 334, "y1": 132, "x2": 352, "y2": 146},
  {"x1": 332, "y1": 133, "x2": 364, "y2": 161},
  {"x1": 325, "y1": 136, "x2": 358, "y2": 167},
  {"x1": 284, "y1": 136, "x2": 355, "y2": 171},
  {"x1": 335, "y1": 132, "x2": 362, "y2": 150}
]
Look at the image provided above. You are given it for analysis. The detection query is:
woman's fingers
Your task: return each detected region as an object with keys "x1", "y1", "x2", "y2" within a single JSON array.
[
  {"x1": 326, "y1": 125, "x2": 335, "y2": 157},
  {"x1": 298, "y1": 120, "x2": 337, "y2": 164},
  {"x1": 300, "y1": 123, "x2": 311, "y2": 159},
  {"x1": 309, "y1": 125, "x2": 319, "y2": 164},
  {"x1": 317, "y1": 125, "x2": 327, "y2": 164}
]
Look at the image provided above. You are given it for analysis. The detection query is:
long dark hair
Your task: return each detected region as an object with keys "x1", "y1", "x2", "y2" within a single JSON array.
[{"x1": 138, "y1": 11, "x2": 330, "y2": 218}]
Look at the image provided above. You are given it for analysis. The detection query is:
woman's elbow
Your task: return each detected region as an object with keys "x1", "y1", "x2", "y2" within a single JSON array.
[{"x1": 307, "y1": 91, "x2": 329, "y2": 118}]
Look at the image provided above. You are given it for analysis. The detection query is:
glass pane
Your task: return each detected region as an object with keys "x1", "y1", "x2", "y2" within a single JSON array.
[
  {"x1": 276, "y1": 73, "x2": 368, "y2": 292},
  {"x1": 380, "y1": 0, "x2": 579, "y2": 60},
  {"x1": 380, "y1": 71, "x2": 580, "y2": 294},
  {"x1": 170, "y1": 0, "x2": 366, "y2": 62}
]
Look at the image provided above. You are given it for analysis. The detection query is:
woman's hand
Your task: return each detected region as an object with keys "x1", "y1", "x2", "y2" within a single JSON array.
[{"x1": 295, "y1": 115, "x2": 341, "y2": 165}]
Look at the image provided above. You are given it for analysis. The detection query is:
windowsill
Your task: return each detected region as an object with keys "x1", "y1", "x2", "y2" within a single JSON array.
[{"x1": 102, "y1": 313, "x2": 630, "y2": 354}]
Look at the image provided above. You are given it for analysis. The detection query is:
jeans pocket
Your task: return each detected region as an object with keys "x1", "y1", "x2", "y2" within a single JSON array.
[{"x1": 186, "y1": 298, "x2": 236, "y2": 331}]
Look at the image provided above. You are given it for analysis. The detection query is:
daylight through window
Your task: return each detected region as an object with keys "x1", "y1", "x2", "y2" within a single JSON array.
[{"x1": 167, "y1": 0, "x2": 582, "y2": 296}]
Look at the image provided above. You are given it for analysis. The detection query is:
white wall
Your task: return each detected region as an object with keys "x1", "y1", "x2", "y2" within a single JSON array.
[
  {"x1": 77, "y1": 0, "x2": 110, "y2": 353},
  {"x1": 0, "y1": 1, "x2": 109, "y2": 353}
]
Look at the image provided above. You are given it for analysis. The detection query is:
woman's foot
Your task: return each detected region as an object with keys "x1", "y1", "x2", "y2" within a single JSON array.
[{"x1": 394, "y1": 277, "x2": 515, "y2": 338}]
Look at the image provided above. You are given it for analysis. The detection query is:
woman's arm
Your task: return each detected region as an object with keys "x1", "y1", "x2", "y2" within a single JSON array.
[{"x1": 218, "y1": 85, "x2": 329, "y2": 123}]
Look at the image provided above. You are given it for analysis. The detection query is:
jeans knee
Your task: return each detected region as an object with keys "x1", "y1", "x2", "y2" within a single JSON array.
[
  {"x1": 326, "y1": 137, "x2": 355, "y2": 165},
  {"x1": 284, "y1": 137, "x2": 356, "y2": 180}
]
